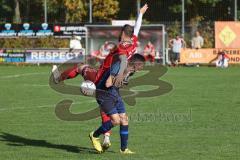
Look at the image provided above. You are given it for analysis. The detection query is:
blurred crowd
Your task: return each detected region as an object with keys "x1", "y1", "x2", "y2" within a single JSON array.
[{"x1": 69, "y1": 30, "x2": 229, "y2": 68}]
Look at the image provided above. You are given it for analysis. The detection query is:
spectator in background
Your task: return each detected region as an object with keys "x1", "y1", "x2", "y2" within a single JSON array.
[
  {"x1": 143, "y1": 41, "x2": 155, "y2": 63},
  {"x1": 191, "y1": 31, "x2": 204, "y2": 49},
  {"x1": 216, "y1": 51, "x2": 229, "y2": 68},
  {"x1": 169, "y1": 35, "x2": 186, "y2": 66},
  {"x1": 91, "y1": 41, "x2": 113, "y2": 61},
  {"x1": 70, "y1": 36, "x2": 82, "y2": 52}
]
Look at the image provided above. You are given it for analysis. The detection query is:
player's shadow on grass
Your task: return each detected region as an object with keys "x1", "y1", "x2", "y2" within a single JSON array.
[{"x1": 0, "y1": 132, "x2": 112, "y2": 154}]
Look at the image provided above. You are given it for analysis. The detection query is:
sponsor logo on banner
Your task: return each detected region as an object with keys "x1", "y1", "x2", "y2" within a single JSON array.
[
  {"x1": 36, "y1": 23, "x2": 54, "y2": 36},
  {"x1": 215, "y1": 22, "x2": 240, "y2": 49},
  {"x1": 18, "y1": 23, "x2": 35, "y2": 37},
  {"x1": 25, "y1": 49, "x2": 85, "y2": 63},
  {"x1": 0, "y1": 49, "x2": 26, "y2": 63},
  {"x1": 180, "y1": 48, "x2": 240, "y2": 64},
  {"x1": 218, "y1": 26, "x2": 236, "y2": 47},
  {"x1": 0, "y1": 24, "x2": 86, "y2": 38},
  {"x1": 54, "y1": 25, "x2": 87, "y2": 38},
  {"x1": 0, "y1": 23, "x2": 17, "y2": 37}
]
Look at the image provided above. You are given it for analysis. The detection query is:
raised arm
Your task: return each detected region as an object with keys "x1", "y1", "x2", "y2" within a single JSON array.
[{"x1": 133, "y1": 4, "x2": 148, "y2": 36}]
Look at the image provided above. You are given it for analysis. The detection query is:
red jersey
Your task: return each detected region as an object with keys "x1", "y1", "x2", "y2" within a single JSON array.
[
  {"x1": 144, "y1": 44, "x2": 155, "y2": 55},
  {"x1": 117, "y1": 35, "x2": 138, "y2": 59},
  {"x1": 95, "y1": 35, "x2": 138, "y2": 84},
  {"x1": 94, "y1": 52, "x2": 119, "y2": 84}
]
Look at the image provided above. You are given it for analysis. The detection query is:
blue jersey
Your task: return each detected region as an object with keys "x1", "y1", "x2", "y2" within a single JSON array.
[
  {"x1": 96, "y1": 61, "x2": 120, "y2": 90},
  {"x1": 95, "y1": 60, "x2": 125, "y2": 115}
]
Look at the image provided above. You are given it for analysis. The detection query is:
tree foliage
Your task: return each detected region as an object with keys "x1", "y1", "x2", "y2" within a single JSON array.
[
  {"x1": 169, "y1": 0, "x2": 223, "y2": 17},
  {"x1": 48, "y1": 0, "x2": 119, "y2": 23},
  {"x1": 0, "y1": 0, "x2": 120, "y2": 23},
  {"x1": 167, "y1": 21, "x2": 181, "y2": 39},
  {"x1": 0, "y1": 0, "x2": 237, "y2": 23},
  {"x1": 0, "y1": 0, "x2": 12, "y2": 22},
  {"x1": 93, "y1": 0, "x2": 119, "y2": 22},
  {"x1": 64, "y1": 0, "x2": 87, "y2": 23},
  {"x1": 48, "y1": 0, "x2": 87, "y2": 23},
  {"x1": 0, "y1": 0, "x2": 12, "y2": 13}
]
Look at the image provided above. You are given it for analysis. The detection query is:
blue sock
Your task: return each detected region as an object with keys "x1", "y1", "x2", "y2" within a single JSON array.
[
  {"x1": 120, "y1": 125, "x2": 128, "y2": 151},
  {"x1": 93, "y1": 120, "x2": 113, "y2": 137}
]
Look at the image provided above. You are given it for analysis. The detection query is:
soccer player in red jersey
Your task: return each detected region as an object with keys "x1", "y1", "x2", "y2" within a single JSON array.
[
  {"x1": 94, "y1": 3, "x2": 148, "y2": 88},
  {"x1": 52, "y1": 3, "x2": 148, "y2": 151},
  {"x1": 143, "y1": 41, "x2": 156, "y2": 63}
]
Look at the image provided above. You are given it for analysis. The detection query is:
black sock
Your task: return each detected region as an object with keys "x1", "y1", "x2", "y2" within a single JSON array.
[
  {"x1": 120, "y1": 125, "x2": 128, "y2": 151},
  {"x1": 93, "y1": 120, "x2": 114, "y2": 137}
]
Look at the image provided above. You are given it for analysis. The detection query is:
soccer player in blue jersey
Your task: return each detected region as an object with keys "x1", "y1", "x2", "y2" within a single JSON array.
[
  {"x1": 52, "y1": 4, "x2": 148, "y2": 153},
  {"x1": 89, "y1": 53, "x2": 145, "y2": 154}
]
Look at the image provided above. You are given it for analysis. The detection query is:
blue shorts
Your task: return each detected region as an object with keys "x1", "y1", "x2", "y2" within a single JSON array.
[{"x1": 96, "y1": 87, "x2": 125, "y2": 115}]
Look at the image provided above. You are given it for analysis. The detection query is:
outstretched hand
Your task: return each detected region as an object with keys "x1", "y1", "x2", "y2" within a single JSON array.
[{"x1": 140, "y1": 4, "x2": 148, "y2": 14}]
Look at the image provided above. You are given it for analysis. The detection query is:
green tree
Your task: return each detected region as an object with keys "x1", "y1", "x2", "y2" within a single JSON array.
[
  {"x1": 167, "y1": 21, "x2": 181, "y2": 39},
  {"x1": 47, "y1": 0, "x2": 65, "y2": 23},
  {"x1": 93, "y1": 0, "x2": 119, "y2": 22},
  {"x1": 0, "y1": 0, "x2": 11, "y2": 11},
  {"x1": 10, "y1": 0, "x2": 43, "y2": 23},
  {"x1": 22, "y1": 0, "x2": 43, "y2": 23},
  {"x1": 0, "y1": 0, "x2": 12, "y2": 22},
  {"x1": 64, "y1": 0, "x2": 87, "y2": 23},
  {"x1": 168, "y1": 0, "x2": 223, "y2": 47},
  {"x1": 169, "y1": 0, "x2": 223, "y2": 18},
  {"x1": 48, "y1": 0, "x2": 87, "y2": 23}
]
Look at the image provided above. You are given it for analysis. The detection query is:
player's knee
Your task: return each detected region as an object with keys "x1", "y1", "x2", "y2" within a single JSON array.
[
  {"x1": 78, "y1": 64, "x2": 89, "y2": 75},
  {"x1": 120, "y1": 115, "x2": 128, "y2": 125},
  {"x1": 111, "y1": 117, "x2": 120, "y2": 126}
]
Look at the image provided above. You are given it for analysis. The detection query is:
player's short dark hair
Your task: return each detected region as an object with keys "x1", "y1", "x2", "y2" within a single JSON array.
[
  {"x1": 119, "y1": 24, "x2": 134, "y2": 42},
  {"x1": 129, "y1": 53, "x2": 146, "y2": 64}
]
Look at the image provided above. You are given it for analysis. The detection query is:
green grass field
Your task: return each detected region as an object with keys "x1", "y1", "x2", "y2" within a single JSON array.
[{"x1": 0, "y1": 65, "x2": 240, "y2": 160}]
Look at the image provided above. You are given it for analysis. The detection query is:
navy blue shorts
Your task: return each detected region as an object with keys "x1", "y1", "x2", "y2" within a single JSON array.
[{"x1": 96, "y1": 87, "x2": 125, "y2": 115}]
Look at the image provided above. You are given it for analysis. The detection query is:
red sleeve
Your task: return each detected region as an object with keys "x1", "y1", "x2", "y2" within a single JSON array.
[{"x1": 94, "y1": 52, "x2": 117, "y2": 84}]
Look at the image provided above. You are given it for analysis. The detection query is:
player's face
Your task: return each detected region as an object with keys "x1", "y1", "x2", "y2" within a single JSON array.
[
  {"x1": 134, "y1": 61, "x2": 144, "y2": 71},
  {"x1": 129, "y1": 61, "x2": 144, "y2": 72},
  {"x1": 196, "y1": 31, "x2": 200, "y2": 36},
  {"x1": 121, "y1": 32, "x2": 131, "y2": 41}
]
